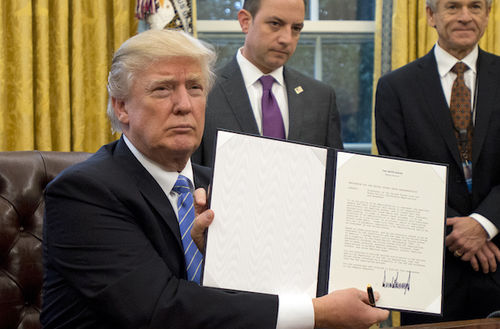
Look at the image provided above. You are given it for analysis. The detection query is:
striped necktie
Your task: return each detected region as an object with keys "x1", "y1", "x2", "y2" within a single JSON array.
[{"x1": 172, "y1": 175, "x2": 203, "y2": 284}]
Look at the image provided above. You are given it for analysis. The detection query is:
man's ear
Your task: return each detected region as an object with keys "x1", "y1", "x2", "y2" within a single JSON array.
[
  {"x1": 426, "y1": 6, "x2": 436, "y2": 28},
  {"x1": 238, "y1": 9, "x2": 252, "y2": 34},
  {"x1": 111, "y1": 97, "x2": 129, "y2": 125}
]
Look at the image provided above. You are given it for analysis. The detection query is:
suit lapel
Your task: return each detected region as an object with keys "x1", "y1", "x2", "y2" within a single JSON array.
[
  {"x1": 114, "y1": 139, "x2": 183, "y2": 251},
  {"x1": 219, "y1": 58, "x2": 260, "y2": 134},
  {"x1": 472, "y1": 49, "x2": 499, "y2": 165},
  {"x1": 417, "y1": 51, "x2": 463, "y2": 168},
  {"x1": 284, "y1": 67, "x2": 306, "y2": 140}
]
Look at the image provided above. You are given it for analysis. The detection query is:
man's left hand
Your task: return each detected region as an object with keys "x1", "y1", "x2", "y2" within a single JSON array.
[{"x1": 446, "y1": 216, "x2": 488, "y2": 261}]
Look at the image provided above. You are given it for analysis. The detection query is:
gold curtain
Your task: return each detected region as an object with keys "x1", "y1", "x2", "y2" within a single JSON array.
[
  {"x1": 391, "y1": 0, "x2": 499, "y2": 70},
  {"x1": 0, "y1": 0, "x2": 137, "y2": 152}
]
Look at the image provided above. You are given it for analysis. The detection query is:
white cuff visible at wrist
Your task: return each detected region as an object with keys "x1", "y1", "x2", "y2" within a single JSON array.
[
  {"x1": 276, "y1": 294, "x2": 314, "y2": 329},
  {"x1": 470, "y1": 213, "x2": 499, "y2": 240}
]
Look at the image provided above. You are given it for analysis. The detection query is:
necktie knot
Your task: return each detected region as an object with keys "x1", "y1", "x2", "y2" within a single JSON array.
[
  {"x1": 173, "y1": 175, "x2": 191, "y2": 195},
  {"x1": 451, "y1": 62, "x2": 469, "y2": 75},
  {"x1": 259, "y1": 75, "x2": 275, "y2": 91}
]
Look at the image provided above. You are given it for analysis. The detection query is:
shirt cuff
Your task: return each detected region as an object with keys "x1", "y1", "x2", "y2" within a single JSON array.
[
  {"x1": 470, "y1": 213, "x2": 499, "y2": 240},
  {"x1": 276, "y1": 294, "x2": 314, "y2": 329}
]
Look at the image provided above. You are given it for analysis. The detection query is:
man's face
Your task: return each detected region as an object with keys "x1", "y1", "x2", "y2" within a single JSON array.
[
  {"x1": 239, "y1": 0, "x2": 305, "y2": 74},
  {"x1": 113, "y1": 57, "x2": 206, "y2": 170},
  {"x1": 427, "y1": 0, "x2": 490, "y2": 59}
]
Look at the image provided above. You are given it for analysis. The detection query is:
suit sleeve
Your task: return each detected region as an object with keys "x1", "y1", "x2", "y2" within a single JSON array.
[
  {"x1": 374, "y1": 77, "x2": 409, "y2": 157},
  {"x1": 474, "y1": 174, "x2": 500, "y2": 230},
  {"x1": 44, "y1": 170, "x2": 278, "y2": 329}
]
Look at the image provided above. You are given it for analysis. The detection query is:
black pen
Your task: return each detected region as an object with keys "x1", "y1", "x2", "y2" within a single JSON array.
[{"x1": 367, "y1": 284, "x2": 376, "y2": 307}]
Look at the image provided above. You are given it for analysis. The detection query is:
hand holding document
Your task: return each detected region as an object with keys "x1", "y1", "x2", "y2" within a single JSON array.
[{"x1": 202, "y1": 130, "x2": 447, "y2": 315}]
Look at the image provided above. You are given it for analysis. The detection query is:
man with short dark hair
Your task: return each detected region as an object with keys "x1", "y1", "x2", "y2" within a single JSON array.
[
  {"x1": 41, "y1": 29, "x2": 388, "y2": 329},
  {"x1": 192, "y1": 0, "x2": 343, "y2": 166},
  {"x1": 375, "y1": 0, "x2": 500, "y2": 324}
]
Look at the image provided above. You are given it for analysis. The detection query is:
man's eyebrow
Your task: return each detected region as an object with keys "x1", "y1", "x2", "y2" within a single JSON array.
[
  {"x1": 185, "y1": 74, "x2": 205, "y2": 85},
  {"x1": 145, "y1": 77, "x2": 175, "y2": 89},
  {"x1": 186, "y1": 72, "x2": 203, "y2": 80},
  {"x1": 268, "y1": 16, "x2": 285, "y2": 24},
  {"x1": 146, "y1": 74, "x2": 204, "y2": 89},
  {"x1": 267, "y1": 16, "x2": 304, "y2": 27},
  {"x1": 149, "y1": 76, "x2": 175, "y2": 84}
]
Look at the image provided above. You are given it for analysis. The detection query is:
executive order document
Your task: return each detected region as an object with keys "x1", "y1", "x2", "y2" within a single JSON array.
[
  {"x1": 329, "y1": 152, "x2": 447, "y2": 314},
  {"x1": 203, "y1": 130, "x2": 447, "y2": 315}
]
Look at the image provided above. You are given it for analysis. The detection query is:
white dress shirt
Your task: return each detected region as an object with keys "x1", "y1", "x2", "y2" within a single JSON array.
[
  {"x1": 123, "y1": 135, "x2": 193, "y2": 214},
  {"x1": 123, "y1": 135, "x2": 314, "y2": 328},
  {"x1": 236, "y1": 48, "x2": 290, "y2": 138},
  {"x1": 434, "y1": 43, "x2": 498, "y2": 239}
]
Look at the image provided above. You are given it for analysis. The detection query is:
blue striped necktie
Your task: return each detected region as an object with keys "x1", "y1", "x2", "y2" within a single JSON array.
[{"x1": 172, "y1": 175, "x2": 203, "y2": 284}]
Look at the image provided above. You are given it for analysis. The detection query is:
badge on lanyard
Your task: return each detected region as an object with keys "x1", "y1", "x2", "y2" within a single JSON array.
[{"x1": 462, "y1": 160, "x2": 472, "y2": 193}]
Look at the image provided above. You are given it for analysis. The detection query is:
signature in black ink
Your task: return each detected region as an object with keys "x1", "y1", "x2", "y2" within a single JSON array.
[{"x1": 382, "y1": 270, "x2": 411, "y2": 294}]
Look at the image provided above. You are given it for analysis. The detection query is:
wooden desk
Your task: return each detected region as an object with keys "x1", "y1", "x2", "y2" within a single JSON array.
[{"x1": 388, "y1": 318, "x2": 500, "y2": 329}]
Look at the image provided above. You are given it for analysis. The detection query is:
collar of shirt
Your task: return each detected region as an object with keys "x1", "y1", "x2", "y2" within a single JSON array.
[
  {"x1": 434, "y1": 42, "x2": 478, "y2": 78},
  {"x1": 236, "y1": 48, "x2": 289, "y2": 136},
  {"x1": 122, "y1": 135, "x2": 194, "y2": 199},
  {"x1": 434, "y1": 43, "x2": 478, "y2": 111},
  {"x1": 236, "y1": 47, "x2": 285, "y2": 87}
]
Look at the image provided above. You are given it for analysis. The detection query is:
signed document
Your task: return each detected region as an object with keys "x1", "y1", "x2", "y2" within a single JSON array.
[
  {"x1": 329, "y1": 152, "x2": 446, "y2": 314},
  {"x1": 203, "y1": 131, "x2": 447, "y2": 315}
]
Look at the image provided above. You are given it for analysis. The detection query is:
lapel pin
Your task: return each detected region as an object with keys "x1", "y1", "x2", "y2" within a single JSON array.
[{"x1": 294, "y1": 86, "x2": 303, "y2": 94}]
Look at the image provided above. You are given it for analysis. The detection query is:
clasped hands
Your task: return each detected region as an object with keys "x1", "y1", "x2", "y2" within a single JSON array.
[{"x1": 446, "y1": 216, "x2": 500, "y2": 273}]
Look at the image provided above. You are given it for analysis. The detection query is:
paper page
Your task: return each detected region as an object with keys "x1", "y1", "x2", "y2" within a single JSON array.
[
  {"x1": 329, "y1": 152, "x2": 446, "y2": 314},
  {"x1": 203, "y1": 131, "x2": 327, "y2": 298}
]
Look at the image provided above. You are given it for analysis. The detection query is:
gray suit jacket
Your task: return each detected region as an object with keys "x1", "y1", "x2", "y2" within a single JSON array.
[{"x1": 192, "y1": 57, "x2": 343, "y2": 166}]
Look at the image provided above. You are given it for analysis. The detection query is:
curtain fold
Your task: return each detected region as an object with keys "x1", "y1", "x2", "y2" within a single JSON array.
[
  {"x1": 480, "y1": 1, "x2": 499, "y2": 54},
  {"x1": 0, "y1": 0, "x2": 137, "y2": 152}
]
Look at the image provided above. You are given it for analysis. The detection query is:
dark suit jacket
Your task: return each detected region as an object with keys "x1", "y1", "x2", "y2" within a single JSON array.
[
  {"x1": 192, "y1": 57, "x2": 344, "y2": 166},
  {"x1": 375, "y1": 48, "x2": 500, "y2": 295},
  {"x1": 41, "y1": 138, "x2": 278, "y2": 329}
]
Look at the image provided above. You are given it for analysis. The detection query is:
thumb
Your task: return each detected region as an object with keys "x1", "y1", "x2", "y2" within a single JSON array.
[
  {"x1": 191, "y1": 209, "x2": 214, "y2": 253},
  {"x1": 193, "y1": 188, "x2": 208, "y2": 215}
]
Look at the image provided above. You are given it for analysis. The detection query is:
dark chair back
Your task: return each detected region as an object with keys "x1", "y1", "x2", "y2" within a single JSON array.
[{"x1": 0, "y1": 151, "x2": 91, "y2": 329}]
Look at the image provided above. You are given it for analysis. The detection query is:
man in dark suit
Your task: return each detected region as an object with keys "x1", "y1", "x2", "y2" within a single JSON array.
[
  {"x1": 375, "y1": 0, "x2": 500, "y2": 324},
  {"x1": 192, "y1": 0, "x2": 343, "y2": 166},
  {"x1": 41, "y1": 29, "x2": 388, "y2": 328}
]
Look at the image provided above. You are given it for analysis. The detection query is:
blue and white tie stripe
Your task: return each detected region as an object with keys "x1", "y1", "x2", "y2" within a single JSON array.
[{"x1": 172, "y1": 175, "x2": 203, "y2": 284}]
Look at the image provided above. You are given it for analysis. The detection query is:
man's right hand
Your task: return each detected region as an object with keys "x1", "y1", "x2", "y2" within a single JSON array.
[
  {"x1": 312, "y1": 288, "x2": 389, "y2": 329},
  {"x1": 191, "y1": 188, "x2": 214, "y2": 254}
]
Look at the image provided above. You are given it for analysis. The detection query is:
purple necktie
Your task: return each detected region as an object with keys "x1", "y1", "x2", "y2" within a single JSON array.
[{"x1": 259, "y1": 75, "x2": 285, "y2": 139}]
